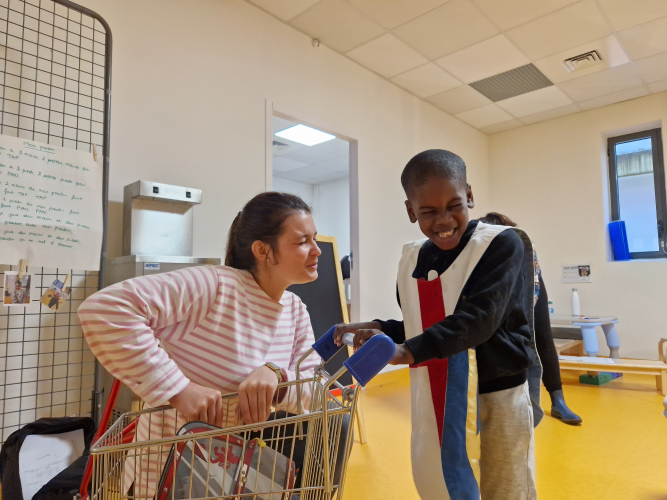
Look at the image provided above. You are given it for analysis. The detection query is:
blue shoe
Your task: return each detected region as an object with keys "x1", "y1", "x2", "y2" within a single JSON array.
[{"x1": 550, "y1": 390, "x2": 582, "y2": 425}]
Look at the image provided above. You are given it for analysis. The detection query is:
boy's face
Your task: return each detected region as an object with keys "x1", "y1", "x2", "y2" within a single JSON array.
[{"x1": 405, "y1": 176, "x2": 475, "y2": 251}]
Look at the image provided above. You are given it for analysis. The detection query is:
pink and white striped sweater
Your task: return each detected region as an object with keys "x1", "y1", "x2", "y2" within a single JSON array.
[{"x1": 78, "y1": 265, "x2": 319, "y2": 496}]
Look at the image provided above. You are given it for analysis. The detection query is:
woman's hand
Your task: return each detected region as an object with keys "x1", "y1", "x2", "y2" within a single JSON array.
[
  {"x1": 333, "y1": 322, "x2": 381, "y2": 348},
  {"x1": 238, "y1": 365, "x2": 280, "y2": 424},
  {"x1": 169, "y1": 381, "x2": 223, "y2": 426}
]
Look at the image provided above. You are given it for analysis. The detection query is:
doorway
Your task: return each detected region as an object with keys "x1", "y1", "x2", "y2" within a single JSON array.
[{"x1": 265, "y1": 105, "x2": 359, "y2": 322}]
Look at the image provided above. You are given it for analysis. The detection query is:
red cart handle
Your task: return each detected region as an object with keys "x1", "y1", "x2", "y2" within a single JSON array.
[{"x1": 79, "y1": 378, "x2": 129, "y2": 499}]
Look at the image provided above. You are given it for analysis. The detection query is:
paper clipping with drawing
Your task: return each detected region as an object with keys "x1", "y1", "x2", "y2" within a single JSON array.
[{"x1": 0, "y1": 135, "x2": 103, "y2": 270}]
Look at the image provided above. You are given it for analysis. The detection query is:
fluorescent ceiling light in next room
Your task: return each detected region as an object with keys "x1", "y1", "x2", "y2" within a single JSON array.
[{"x1": 275, "y1": 124, "x2": 335, "y2": 146}]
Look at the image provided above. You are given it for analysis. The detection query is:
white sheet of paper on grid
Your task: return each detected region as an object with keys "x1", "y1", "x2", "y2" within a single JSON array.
[{"x1": 18, "y1": 428, "x2": 85, "y2": 500}]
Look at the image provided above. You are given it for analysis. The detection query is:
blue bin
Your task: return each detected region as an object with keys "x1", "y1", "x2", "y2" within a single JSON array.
[{"x1": 609, "y1": 221, "x2": 631, "y2": 261}]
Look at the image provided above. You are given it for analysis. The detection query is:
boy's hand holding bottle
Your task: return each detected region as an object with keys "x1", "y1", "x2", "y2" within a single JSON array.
[{"x1": 333, "y1": 322, "x2": 415, "y2": 365}]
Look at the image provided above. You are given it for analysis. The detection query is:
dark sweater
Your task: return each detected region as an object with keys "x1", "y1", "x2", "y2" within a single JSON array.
[{"x1": 378, "y1": 220, "x2": 535, "y2": 394}]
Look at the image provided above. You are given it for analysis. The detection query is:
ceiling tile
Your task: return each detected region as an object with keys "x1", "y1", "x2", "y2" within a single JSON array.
[
  {"x1": 506, "y1": 1, "x2": 611, "y2": 60},
  {"x1": 533, "y1": 35, "x2": 629, "y2": 84},
  {"x1": 248, "y1": 0, "x2": 321, "y2": 21},
  {"x1": 427, "y1": 85, "x2": 492, "y2": 115},
  {"x1": 393, "y1": 0, "x2": 498, "y2": 60},
  {"x1": 435, "y1": 35, "x2": 529, "y2": 84},
  {"x1": 480, "y1": 119, "x2": 524, "y2": 134},
  {"x1": 558, "y1": 63, "x2": 643, "y2": 101},
  {"x1": 391, "y1": 63, "x2": 462, "y2": 97},
  {"x1": 649, "y1": 80, "x2": 667, "y2": 94},
  {"x1": 347, "y1": 0, "x2": 451, "y2": 30},
  {"x1": 578, "y1": 85, "x2": 648, "y2": 110},
  {"x1": 273, "y1": 156, "x2": 309, "y2": 173},
  {"x1": 472, "y1": 0, "x2": 579, "y2": 31},
  {"x1": 281, "y1": 145, "x2": 338, "y2": 164},
  {"x1": 455, "y1": 104, "x2": 513, "y2": 129},
  {"x1": 316, "y1": 138, "x2": 349, "y2": 156},
  {"x1": 274, "y1": 169, "x2": 318, "y2": 184},
  {"x1": 597, "y1": 0, "x2": 667, "y2": 31},
  {"x1": 346, "y1": 33, "x2": 428, "y2": 78},
  {"x1": 497, "y1": 86, "x2": 573, "y2": 117},
  {"x1": 290, "y1": 0, "x2": 386, "y2": 53},
  {"x1": 282, "y1": 165, "x2": 348, "y2": 184},
  {"x1": 618, "y1": 16, "x2": 667, "y2": 60},
  {"x1": 312, "y1": 156, "x2": 349, "y2": 172},
  {"x1": 272, "y1": 136, "x2": 309, "y2": 157},
  {"x1": 519, "y1": 103, "x2": 581, "y2": 124},
  {"x1": 634, "y1": 52, "x2": 667, "y2": 83},
  {"x1": 273, "y1": 116, "x2": 297, "y2": 133}
]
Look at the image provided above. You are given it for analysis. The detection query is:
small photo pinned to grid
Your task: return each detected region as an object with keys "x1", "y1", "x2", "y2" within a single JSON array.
[
  {"x1": 40, "y1": 279, "x2": 71, "y2": 312},
  {"x1": 3, "y1": 271, "x2": 32, "y2": 306}
]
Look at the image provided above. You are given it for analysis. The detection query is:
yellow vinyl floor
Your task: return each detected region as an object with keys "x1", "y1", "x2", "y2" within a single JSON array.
[{"x1": 343, "y1": 368, "x2": 667, "y2": 500}]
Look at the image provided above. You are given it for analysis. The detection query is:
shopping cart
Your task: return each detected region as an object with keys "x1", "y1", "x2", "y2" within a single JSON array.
[{"x1": 78, "y1": 327, "x2": 396, "y2": 500}]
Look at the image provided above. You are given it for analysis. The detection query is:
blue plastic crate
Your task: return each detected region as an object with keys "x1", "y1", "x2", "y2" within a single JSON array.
[{"x1": 609, "y1": 221, "x2": 631, "y2": 261}]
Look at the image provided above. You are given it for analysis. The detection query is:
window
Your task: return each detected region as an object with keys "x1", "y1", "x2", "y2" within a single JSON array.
[{"x1": 608, "y1": 129, "x2": 666, "y2": 259}]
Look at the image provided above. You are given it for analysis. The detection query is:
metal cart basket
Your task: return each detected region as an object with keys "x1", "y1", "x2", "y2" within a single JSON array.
[{"x1": 81, "y1": 328, "x2": 396, "y2": 500}]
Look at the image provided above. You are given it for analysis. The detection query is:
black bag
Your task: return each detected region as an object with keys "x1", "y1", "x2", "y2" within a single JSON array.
[{"x1": 0, "y1": 417, "x2": 96, "y2": 500}]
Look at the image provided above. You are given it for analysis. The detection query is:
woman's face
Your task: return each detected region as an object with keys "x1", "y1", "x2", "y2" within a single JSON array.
[{"x1": 272, "y1": 211, "x2": 321, "y2": 285}]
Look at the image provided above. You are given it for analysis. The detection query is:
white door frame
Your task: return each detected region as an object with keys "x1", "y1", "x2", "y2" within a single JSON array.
[{"x1": 265, "y1": 100, "x2": 361, "y2": 322}]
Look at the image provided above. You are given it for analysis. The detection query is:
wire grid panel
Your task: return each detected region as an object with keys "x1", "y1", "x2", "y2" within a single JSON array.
[
  {"x1": 0, "y1": 0, "x2": 109, "y2": 443},
  {"x1": 0, "y1": 0, "x2": 107, "y2": 154},
  {"x1": 0, "y1": 264, "x2": 98, "y2": 443}
]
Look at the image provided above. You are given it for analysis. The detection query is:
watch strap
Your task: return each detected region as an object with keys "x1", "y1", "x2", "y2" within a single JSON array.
[{"x1": 264, "y1": 362, "x2": 282, "y2": 382}]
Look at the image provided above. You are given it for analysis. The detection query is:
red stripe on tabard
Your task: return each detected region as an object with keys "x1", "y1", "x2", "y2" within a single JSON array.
[{"x1": 411, "y1": 277, "x2": 448, "y2": 445}]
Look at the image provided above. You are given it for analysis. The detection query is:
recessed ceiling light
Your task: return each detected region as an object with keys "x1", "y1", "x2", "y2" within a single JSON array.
[{"x1": 275, "y1": 124, "x2": 335, "y2": 146}]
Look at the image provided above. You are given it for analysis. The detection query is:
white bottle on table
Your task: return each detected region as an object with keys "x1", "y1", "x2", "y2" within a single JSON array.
[{"x1": 571, "y1": 288, "x2": 581, "y2": 317}]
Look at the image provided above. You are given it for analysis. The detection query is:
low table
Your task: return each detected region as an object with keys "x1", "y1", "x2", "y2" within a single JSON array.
[
  {"x1": 551, "y1": 315, "x2": 620, "y2": 358},
  {"x1": 557, "y1": 355, "x2": 667, "y2": 395},
  {"x1": 553, "y1": 338, "x2": 584, "y2": 354}
]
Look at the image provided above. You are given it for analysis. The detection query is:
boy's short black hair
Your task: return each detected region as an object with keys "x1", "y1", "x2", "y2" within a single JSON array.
[{"x1": 401, "y1": 149, "x2": 467, "y2": 194}]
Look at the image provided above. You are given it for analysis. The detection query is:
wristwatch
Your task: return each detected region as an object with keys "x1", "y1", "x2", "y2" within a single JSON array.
[{"x1": 264, "y1": 362, "x2": 282, "y2": 383}]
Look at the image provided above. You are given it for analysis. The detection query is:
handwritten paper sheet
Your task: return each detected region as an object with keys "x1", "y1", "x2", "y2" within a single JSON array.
[
  {"x1": 0, "y1": 135, "x2": 103, "y2": 270},
  {"x1": 18, "y1": 429, "x2": 85, "y2": 500}
]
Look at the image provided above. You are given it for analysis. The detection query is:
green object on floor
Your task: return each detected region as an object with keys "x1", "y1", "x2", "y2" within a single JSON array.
[{"x1": 579, "y1": 373, "x2": 613, "y2": 385}]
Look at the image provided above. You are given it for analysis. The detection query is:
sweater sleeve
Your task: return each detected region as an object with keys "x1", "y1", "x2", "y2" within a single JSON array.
[
  {"x1": 277, "y1": 297, "x2": 320, "y2": 413},
  {"x1": 405, "y1": 230, "x2": 525, "y2": 364},
  {"x1": 78, "y1": 266, "x2": 219, "y2": 407}
]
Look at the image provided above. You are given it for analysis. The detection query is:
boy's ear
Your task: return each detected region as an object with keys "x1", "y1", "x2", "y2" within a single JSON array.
[
  {"x1": 466, "y1": 183, "x2": 475, "y2": 209},
  {"x1": 405, "y1": 200, "x2": 418, "y2": 223}
]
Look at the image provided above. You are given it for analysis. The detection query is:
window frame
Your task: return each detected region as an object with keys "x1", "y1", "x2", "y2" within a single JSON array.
[{"x1": 607, "y1": 128, "x2": 667, "y2": 259}]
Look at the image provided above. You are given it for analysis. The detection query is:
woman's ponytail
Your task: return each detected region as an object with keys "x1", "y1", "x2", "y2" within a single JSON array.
[{"x1": 224, "y1": 212, "x2": 243, "y2": 268}]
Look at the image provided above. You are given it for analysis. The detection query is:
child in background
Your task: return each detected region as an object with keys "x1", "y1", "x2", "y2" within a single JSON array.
[
  {"x1": 480, "y1": 212, "x2": 582, "y2": 425},
  {"x1": 336, "y1": 150, "x2": 541, "y2": 500}
]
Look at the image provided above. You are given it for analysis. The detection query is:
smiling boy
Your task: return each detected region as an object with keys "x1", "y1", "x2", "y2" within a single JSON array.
[{"x1": 336, "y1": 149, "x2": 541, "y2": 500}]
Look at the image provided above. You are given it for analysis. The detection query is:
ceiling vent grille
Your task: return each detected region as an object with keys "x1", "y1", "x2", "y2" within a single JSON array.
[
  {"x1": 469, "y1": 63, "x2": 553, "y2": 102},
  {"x1": 563, "y1": 50, "x2": 602, "y2": 73},
  {"x1": 272, "y1": 140, "x2": 290, "y2": 153}
]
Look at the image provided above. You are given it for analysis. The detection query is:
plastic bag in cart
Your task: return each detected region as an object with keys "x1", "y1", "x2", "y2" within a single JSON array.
[{"x1": 156, "y1": 422, "x2": 295, "y2": 500}]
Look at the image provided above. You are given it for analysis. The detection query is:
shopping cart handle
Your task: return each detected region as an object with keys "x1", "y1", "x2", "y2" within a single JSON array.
[{"x1": 313, "y1": 326, "x2": 396, "y2": 386}]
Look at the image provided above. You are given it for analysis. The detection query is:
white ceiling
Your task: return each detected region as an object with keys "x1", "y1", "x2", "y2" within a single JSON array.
[
  {"x1": 248, "y1": 0, "x2": 667, "y2": 134},
  {"x1": 272, "y1": 116, "x2": 350, "y2": 185}
]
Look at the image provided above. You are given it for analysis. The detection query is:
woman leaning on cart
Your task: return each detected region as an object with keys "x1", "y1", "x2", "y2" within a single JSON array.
[{"x1": 78, "y1": 192, "x2": 322, "y2": 497}]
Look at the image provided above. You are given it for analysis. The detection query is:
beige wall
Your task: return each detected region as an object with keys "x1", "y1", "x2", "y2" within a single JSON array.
[
  {"x1": 489, "y1": 92, "x2": 667, "y2": 360},
  {"x1": 78, "y1": 0, "x2": 490, "y2": 322}
]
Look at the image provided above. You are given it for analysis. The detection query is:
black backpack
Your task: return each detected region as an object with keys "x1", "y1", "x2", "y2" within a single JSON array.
[{"x1": 0, "y1": 417, "x2": 96, "y2": 500}]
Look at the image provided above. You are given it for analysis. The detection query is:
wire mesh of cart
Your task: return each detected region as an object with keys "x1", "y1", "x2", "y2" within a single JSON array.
[{"x1": 78, "y1": 327, "x2": 396, "y2": 500}]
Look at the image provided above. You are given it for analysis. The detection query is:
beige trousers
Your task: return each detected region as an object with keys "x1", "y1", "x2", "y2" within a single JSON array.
[{"x1": 479, "y1": 381, "x2": 537, "y2": 500}]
